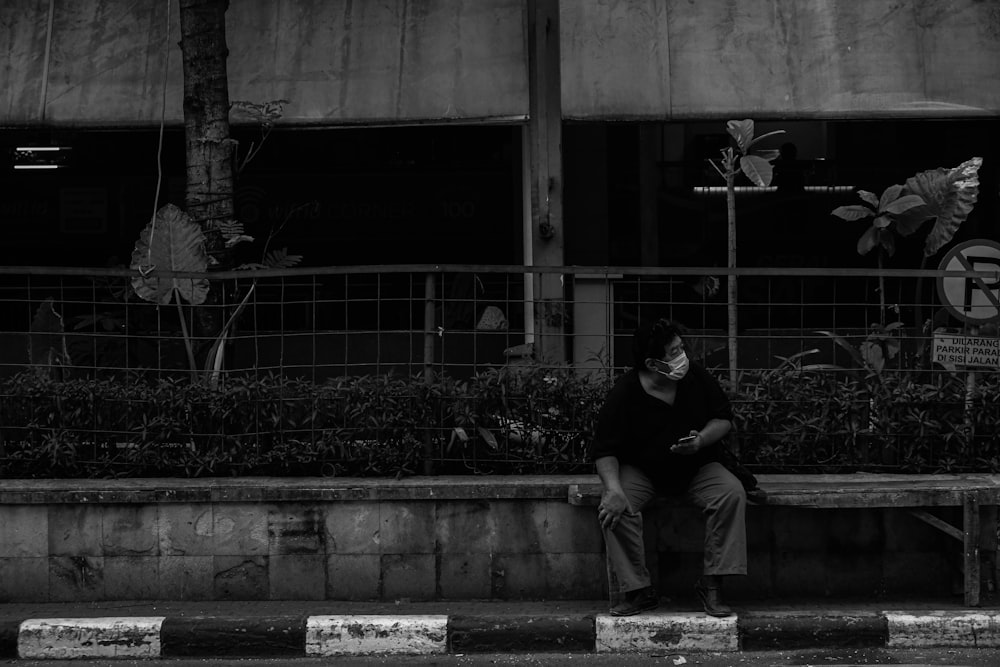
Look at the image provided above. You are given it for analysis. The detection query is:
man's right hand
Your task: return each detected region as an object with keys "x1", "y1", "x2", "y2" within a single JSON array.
[{"x1": 598, "y1": 488, "x2": 630, "y2": 531}]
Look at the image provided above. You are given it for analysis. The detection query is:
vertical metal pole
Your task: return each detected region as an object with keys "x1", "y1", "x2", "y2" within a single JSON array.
[
  {"x1": 964, "y1": 491, "x2": 981, "y2": 607},
  {"x1": 526, "y1": 0, "x2": 565, "y2": 364},
  {"x1": 423, "y1": 273, "x2": 436, "y2": 475},
  {"x1": 964, "y1": 324, "x2": 979, "y2": 443},
  {"x1": 424, "y1": 273, "x2": 436, "y2": 383},
  {"x1": 522, "y1": 130, "x2": 535, "y2": 346}
]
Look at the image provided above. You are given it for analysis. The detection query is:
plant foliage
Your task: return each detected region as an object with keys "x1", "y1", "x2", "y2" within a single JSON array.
[
  {"x1": 2, "y1": 359, "x2": 997, "y2": 479},
  {"x1": 130, "y1": 204, "x2": 210, "y2": 305},
  {"x1": 905, "y1": 157, "x2": 982, "y2": 257}
]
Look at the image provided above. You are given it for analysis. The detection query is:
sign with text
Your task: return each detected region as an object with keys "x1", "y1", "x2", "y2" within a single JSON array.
[
  {"x1": 932, "y1": 333, "x2": 1000, "y2": 369},
  {"x1": 937, "y1": 239, "x2": 1000, "y2": 323}
]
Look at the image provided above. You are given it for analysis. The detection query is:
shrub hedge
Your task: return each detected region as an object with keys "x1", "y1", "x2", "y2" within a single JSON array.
[{"x1": 1, "y1": 361, "x2": 997, "y2": 478}]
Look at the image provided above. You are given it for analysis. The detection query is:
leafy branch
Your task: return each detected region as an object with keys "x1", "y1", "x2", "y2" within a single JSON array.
[{"x1": 709, "y1": 119, "x2": 784, "y2": 388}]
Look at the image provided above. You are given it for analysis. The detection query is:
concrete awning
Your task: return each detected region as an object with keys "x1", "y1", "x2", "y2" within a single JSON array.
[{"x1": 2, "y1": 0, "x2": 998, "y2": 127}]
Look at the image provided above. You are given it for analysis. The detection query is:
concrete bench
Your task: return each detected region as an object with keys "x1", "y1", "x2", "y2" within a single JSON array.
[{"x1": 567, "y1": 473, "x2": 1000, "y2": 607}]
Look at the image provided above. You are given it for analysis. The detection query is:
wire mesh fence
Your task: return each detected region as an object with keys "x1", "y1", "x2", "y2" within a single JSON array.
[{"x1": 1, "y1": 264, "x2": 998, "y2": 476}]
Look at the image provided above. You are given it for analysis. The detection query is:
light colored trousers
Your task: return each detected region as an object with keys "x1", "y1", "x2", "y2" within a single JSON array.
[{"x1": 602, "y1": 461, "x2": 747, "y2": 593}]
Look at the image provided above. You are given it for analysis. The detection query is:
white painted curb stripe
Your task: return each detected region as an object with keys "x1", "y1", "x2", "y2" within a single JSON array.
[
  {"x1": 18, "y1": 617, "x2": 165, "y2": 660},
  {"x1": 595, "y1": 612, "x2": 739, "y2": 653},
  {"x1": 306, "y1": 615, "x2": 448, "y2": 656},
  {"x1": 886, "y1": 611, "x2": 1000, "y2": 648}
]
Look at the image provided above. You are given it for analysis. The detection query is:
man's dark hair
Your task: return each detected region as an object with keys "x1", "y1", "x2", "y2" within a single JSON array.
[{"x1": 631, "y1": 318, "x2": 686, "y2": 367}]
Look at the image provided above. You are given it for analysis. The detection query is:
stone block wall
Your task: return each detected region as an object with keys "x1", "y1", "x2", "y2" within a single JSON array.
[
  {"x1": 0, "y1": 477, "x2": 606, "y2": 603},
  {"x1": 0, "y1": 477, "x2": 973, "y2": 603}
]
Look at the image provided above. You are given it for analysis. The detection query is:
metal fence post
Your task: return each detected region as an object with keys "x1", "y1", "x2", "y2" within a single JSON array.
[{"x1": 423, "y1": 272, "x2": 436, "y2": 475}]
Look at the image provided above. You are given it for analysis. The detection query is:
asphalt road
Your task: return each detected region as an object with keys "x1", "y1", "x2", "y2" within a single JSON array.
[{"x1": 7, "y1": 648, "x2": 1000, "y2": 666}]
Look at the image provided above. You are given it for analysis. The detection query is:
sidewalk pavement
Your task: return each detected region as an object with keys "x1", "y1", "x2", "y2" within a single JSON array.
[{"x1": 3, "y1": 597, "x2": 1000, "y2": 660}]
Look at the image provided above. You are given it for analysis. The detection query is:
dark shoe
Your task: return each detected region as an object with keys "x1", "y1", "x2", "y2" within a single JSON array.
[
  {"x1": 695, "y1": 579, "x2": 733, "y2": 617},
  {"x1": 610, "y1": 586, "x2": 659, "y2": 616}
]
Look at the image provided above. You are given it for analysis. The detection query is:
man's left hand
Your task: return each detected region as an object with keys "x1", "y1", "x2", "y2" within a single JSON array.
[{"x1": 670, "y1": 431, "x2": 702, "y2": 455}]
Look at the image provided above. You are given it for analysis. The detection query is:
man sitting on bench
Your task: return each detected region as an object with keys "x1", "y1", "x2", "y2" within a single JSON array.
[{"x1": 592, "y1": 319, "x2": 748, "y2": 617}]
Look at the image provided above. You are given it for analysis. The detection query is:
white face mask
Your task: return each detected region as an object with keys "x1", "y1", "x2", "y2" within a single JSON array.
[{"x1": 653, "y1": 351, "x2": 689, "y2": 381}]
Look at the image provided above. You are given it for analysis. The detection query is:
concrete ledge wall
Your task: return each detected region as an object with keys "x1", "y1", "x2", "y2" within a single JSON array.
[{"x1": 0, "y1": 477, "x2": 959, "y2": 603}]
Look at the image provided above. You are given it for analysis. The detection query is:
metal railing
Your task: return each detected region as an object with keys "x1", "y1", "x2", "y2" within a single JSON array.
[{"x1": 1, "y1": 264, "x2": 998, "y2": 475}]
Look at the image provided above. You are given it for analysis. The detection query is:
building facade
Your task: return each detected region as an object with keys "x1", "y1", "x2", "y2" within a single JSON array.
[{"x1": 2, "y1": 0, "x2": 998, "y2": 366}]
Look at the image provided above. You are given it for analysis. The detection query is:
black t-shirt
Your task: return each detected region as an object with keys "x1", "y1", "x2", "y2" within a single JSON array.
[{"x1": 590, "y1": 362, "x2": 733, "y2": 493}]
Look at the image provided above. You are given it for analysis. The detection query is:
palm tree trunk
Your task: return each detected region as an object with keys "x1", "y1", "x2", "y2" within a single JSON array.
[
  {"x1": 179, "y1": 0, "x2": 233, "y2": 350},
  {"x1": 179, "y1": 0, "x2": 234, "y2": 258}
]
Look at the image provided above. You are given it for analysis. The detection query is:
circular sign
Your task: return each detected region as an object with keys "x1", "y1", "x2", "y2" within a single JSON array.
[{"x1": 937, "y1": 239, "x2": 1000, "y2": 323}]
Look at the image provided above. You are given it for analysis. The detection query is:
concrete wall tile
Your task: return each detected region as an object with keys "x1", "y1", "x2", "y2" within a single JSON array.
[
  {"x1": 772, "y1": 508, "x2": 828, "y2": 551},
  {"x1": 213, "y1": 505, "x2": 268, "y2": 556},
  {"x1": 48, "y1": 505, "x2": 102, "y2": 556},
  {"x1": 269, "y1": 505, "x2": 325, "y2": 555},
  {"x1": 381, "y1": 554, "x2": 436, "y2": 600},
  {"x1": 104, "y1": 556, "x2": 159, "y2": 599},
  {"x1": 746, "y1": 506, "x2": 773, "y2": 550},
  {"x1": 269, "y1": 554, "x2": 326, "y2": 600},
  {"x1": 213, "y1": 555, "x2": 269, "y2": 600},
  {"x1": 823, "y1": 551, "x2": 883, "y2": 596},
  {"x1": 0, "y1": 506, "x2": 48, "y2": 557},
  {"x1": 327, "y1": 554, "x2": 380, "y2": 600},
  {"x1": 883, "y1": 551, "x2": 954, "y2": 595},
  {"x1": 493, "y1": 501, "x2": 544, "y2": 554},
  {"x1": 158, "y1": 504, "x2": 214, "y2": 556},
  {"x1": 0, "y1": 557, "x2": 48, "y2": 602},
  {"x1": 543, "y1": 503, "x2": 603, "y2": 553},
  {"x1": 49, "y1": 555, "x2": 104, "y2": 601},
  {"x1": 653, "y1": 551, "x2": 702, "y2": 597},
  {"x1": 435, "y1": 501, "x2": 493, "y2": 554},
  {"x1": 491, "y1": 553, "x2": 547, "y2": 599},
  {"x1": 729, "y1": 551, "x2": 771, "y2": 600},
  {"x1": 545, "y1": 552, "x2": 606, "y2": 599},
  {"x1": 772, "y1": 551, "x2": 826, "y2": 596},
  {"x1": 828, "y1": 509, "x2": 883, "y2": 552},
  {"x1": 325, "y1": 502, "x2": 380, "y2": 554},
  {"x1": 438, "y1": 553, "x2": 492, "y2": 599},
  {"x1": 102, "y1": 505, "x2": 158, "y2": 556},
  {"x1": 884, "y1": 507, "x2": 956, "y2": 551},
  {"x1": 380, "y1": 503, "x2": 435, "y2": 554},
  {"x1": 653, "y1": 507, "x2": 705, "y2": 553},
  {"x1": 159, "y1": 555, "x2": 213, "y2": 600}
]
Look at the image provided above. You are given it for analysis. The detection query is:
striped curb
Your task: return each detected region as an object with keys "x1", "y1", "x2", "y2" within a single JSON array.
[
  {"x1": 160, "y1": 615, "x2": 307, "y2": 657},
  {"x1": 739, "y1": 611, "x2": 887, "y2": 650},
  {"x1": 18, "y1": 617, "x2": 164, "y2": 660},
  {"x1": 595, "y1": 612, "x2": 738, "y2": 653},
  {"x1": 305, "y1": 615, "x2": 448, "y2": 656},
  {"x1": 4, "y1": 610, "x2": 1000, "y2": 658},
  {"x1": 886, "y1": 611, "x2": 1000, "y2": 648},
  {"x1": 449, "y1": 614, "x2": 595, "y2": 652},
  {"x1": 0, "y1": 620, "x2": 19, "y2": 659}
]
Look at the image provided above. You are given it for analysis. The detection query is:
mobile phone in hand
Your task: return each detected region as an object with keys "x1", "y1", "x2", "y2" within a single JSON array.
[{"x1": 676, "y1": 434, "x2": 697, "y2": 444}]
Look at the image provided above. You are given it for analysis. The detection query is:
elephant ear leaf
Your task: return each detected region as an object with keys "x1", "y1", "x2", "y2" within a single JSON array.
[
  {"x1": 904, "y1": 157, "x2": 982, "y2": 258},
  {"x1": 131, "y1": 204, "x2": 210, "y2": 305}
]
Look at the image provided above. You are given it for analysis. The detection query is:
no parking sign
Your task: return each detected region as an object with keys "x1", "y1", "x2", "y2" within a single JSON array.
[{"x1": 936, "y1": 239, "x2": 1000, "y2": 323}]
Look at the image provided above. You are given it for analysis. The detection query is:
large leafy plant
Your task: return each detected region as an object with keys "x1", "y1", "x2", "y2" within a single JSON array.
[
  {"x1": 831, "y1": 185, "x2": 929, "y2": 260},
  {"x1": 131, "y1": 204, "x2": 209, "y2": 377},
  {"x1": 129, "y1": 204, "x2": 302, "y2": 384},
  {"x1": 832, "y1": 157, "x2": 982, "y2": 323}
]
